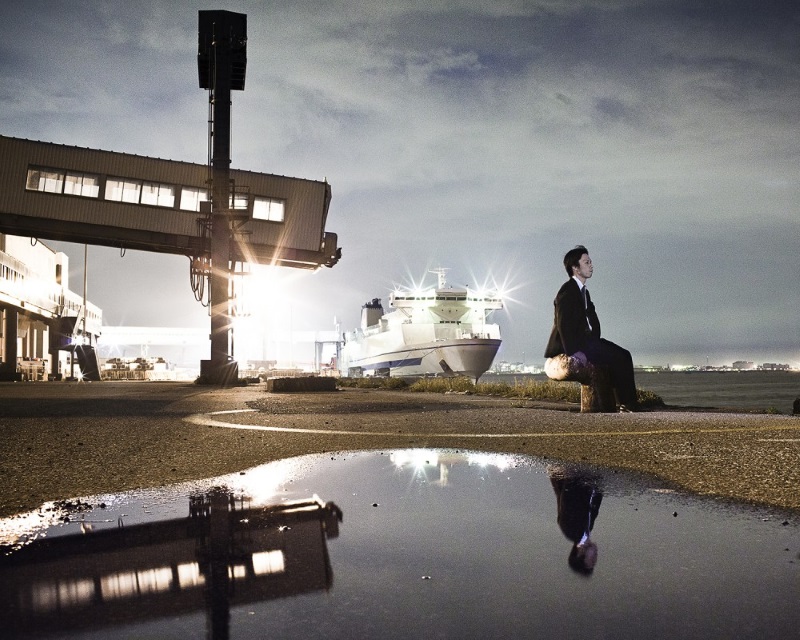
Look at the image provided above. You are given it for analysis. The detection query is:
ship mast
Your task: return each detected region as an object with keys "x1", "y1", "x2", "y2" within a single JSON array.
[{"x1": 430, "y1": 268, "x2": 449, "y2": 290}]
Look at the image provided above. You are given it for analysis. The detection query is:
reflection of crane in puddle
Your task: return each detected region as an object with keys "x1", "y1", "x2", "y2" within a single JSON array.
[
  {"x1": 389, "y1": 449, "x2": 517, "y2": 487},
  {"x1": 0, "y1": 488, "x2": 342, "y2": 639}
]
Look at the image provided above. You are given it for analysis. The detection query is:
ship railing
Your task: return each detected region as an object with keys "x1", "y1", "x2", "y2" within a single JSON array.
[{"x1": 460, "y1": 332, "x2": 495, "y2": 340}]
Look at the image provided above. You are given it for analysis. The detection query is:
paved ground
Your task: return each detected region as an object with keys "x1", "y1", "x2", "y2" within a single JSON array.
[{"x1": 1, "y1": 381, "x2": 799, "y2": 518}]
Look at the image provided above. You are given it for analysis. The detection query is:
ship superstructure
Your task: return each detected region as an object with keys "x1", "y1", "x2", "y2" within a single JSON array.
[{"x1": 340, "y1": 269, "x2": 503, "y2": 381}]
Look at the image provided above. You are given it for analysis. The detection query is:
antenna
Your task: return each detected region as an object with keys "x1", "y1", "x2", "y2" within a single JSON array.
[{"x1": 429, "y1": 267, "x2": 449, "y2": 289}]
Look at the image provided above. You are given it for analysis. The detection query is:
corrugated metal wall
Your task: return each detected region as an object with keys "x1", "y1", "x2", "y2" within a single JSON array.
[{"x1": 0, "y1": 136, "x2": 331, "y2": 254}]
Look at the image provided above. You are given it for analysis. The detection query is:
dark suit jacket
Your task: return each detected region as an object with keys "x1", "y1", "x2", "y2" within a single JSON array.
[
  {"x1": 550, "y1": 477, "x2": 602, "y2": 543},
  {"x1": 544, "y1": 278, "x2": 601, "y2": 358}
]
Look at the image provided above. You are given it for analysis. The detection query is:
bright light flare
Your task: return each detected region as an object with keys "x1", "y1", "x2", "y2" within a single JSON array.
[
  {"x1": 390, "y1": 449, "x2": 440, "y2": 469},
  {"x1": 467, "y1": 452, "x2": 514, "y2": 471},
  {"x1": 220, "y1": 457, "x2": 306, "y2": 506},
  {"x1": 468, "y1": 268, "x2": 524, "y2": 308},
  {"x1": 233, "y1": 265, "x2": 288, "y2": 319},
  {"x1": 229, "y1": 265, "x2": 317, "y2": 364}
]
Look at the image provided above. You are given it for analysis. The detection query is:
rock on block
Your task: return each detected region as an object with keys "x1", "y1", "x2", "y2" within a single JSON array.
[
  {"x1": 544, "y1": 354, "x2": 617, "y2": 413},
  {"x1": 266, "y1": 376, "x2": 338, "y2": 393}
]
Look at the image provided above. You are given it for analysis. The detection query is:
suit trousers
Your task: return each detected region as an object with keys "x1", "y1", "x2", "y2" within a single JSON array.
[{"x1": 582, "y1": 337, "x2": 637, "y2": 407}]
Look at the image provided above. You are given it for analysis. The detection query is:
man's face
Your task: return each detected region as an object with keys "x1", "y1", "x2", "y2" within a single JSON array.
[{"x1": 573, "y1": 253, "x2": 593, "y2": 282}]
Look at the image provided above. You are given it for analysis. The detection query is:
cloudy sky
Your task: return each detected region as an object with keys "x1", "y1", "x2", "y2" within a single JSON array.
[{"x1": 2, "y1": 0, "x2": 798, "y2": 368}]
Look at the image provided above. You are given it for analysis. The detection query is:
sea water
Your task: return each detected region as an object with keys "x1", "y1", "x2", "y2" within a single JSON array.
[
  {"x1": 633, "y1": 370, "x2": 799, "y2": 411},
  {"x1": 486, "y1": 370, "x2": 800, "y2": 412}
]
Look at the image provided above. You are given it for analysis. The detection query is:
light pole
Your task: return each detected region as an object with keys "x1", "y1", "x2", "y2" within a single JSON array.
[{"x1": 198, "y1": 10, "x2": 247, "y2": 384}]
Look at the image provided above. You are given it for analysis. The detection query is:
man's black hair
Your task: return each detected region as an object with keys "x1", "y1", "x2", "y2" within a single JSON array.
[{"x1": 563, "y1": 245, "x2": 588, "y2": 277}]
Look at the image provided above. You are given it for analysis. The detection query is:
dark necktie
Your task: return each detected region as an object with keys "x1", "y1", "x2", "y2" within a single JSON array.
[{"x1": 583, "y1": 287, "x2": 592, "y2": 330}]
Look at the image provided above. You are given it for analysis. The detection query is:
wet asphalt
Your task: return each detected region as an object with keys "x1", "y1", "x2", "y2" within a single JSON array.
[{"x1": 1, "y1": 381, "x2": 799, "y2": 518}]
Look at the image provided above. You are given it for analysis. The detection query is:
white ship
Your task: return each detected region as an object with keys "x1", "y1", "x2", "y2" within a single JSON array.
[{"x1": 341, "y1": 269, "x2": 503, "y2": 381}]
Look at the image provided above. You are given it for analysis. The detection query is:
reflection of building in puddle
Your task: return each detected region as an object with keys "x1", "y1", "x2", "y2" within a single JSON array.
[
  {"x1": 0, "y1": 489, "x2": 342, "y2": 638},
  {"x1": 389, "y1": 449, "x2": 517, "y2": 486}
]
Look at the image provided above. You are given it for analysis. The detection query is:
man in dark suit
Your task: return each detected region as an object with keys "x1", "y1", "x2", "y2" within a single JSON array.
[{"x1": 544, "y1": 245, "x2": 640, "y2": 412}]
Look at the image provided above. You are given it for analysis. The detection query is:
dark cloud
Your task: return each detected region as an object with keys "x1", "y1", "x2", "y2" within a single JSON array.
[{"x1": 2, "y1": 0, "x2": 798, "y2": 367}]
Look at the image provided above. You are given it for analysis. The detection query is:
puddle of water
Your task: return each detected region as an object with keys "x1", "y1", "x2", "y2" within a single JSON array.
[{"x1": 1, "y1": 449, "x2": 797, "y2": 640}]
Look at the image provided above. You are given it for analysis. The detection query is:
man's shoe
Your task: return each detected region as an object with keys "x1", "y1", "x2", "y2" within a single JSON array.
[{"x1": 618, "y1": 404, "x2": 640, "y2": 413}]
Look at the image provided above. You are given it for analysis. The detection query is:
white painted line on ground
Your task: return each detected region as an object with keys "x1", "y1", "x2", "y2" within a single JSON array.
[{"x1": 184, "y1": 412, "x2": 800, "y2": 440}]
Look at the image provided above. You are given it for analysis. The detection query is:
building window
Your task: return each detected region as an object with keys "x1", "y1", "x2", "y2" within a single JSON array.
[
  {"x1": 231, "y1": 191, "x2": 249, "y2": 211},
  {"x1": 140, "y1": 182, "x2": 175, "y2": 207},
  {"x1": 26, "y1": 167, "x2": 100, "y2": 198},
  {"x1": 180, "y1": 187, "x2": 209, "y2": 211},
  {"x1": 106, "y1": 178, "x2": 142, "y2": 204},
  {"x1": 26, "y1": 168, "x2": 64, "y2": 193},
  {"x1": 106, "y1": 178, "x2": 176, "y2": 208},
  {"x1": 253, "y1": 197, "x2": 285, "y2": 222},
  {"x1": 64, "y1": 172, "x2": 100, "y2": 198}
]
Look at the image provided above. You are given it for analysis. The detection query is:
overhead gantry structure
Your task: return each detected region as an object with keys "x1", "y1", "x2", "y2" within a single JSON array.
[{"x1": 0, "y1": 10, "x2": 340, "y2": 383}]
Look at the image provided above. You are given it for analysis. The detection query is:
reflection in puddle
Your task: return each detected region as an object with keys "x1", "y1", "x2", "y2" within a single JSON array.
[
  {"x1": 1, "y1": 449, "x2": 798, "y2": 639},
  {"x1": 1, "y1": 488, "x2": 341, "y2": 640},
  {"x1": 549, "y1": 467, "x2": 603, "y2": 575}
]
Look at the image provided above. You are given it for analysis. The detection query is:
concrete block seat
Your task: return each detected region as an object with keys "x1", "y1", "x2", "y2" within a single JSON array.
[{"x1": 544, "y1": 354, "x2": 617, "y2": 413}]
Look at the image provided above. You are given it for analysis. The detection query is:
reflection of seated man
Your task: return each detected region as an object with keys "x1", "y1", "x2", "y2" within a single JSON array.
[{"x1": 550, "y1": 470, "x2": 603, "y2": 575}]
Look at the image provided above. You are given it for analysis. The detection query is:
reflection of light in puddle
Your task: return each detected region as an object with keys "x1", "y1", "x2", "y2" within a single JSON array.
[
  {"x1": 389, "y1": 449, "x2": 518, "y2": 473},
  {"x1": 390, "y1": 449, "x2": 440, "y2": 469},
  {"x1": 229, "y1": 456, "x2": 305, "y2": 506},
  {"x1": 465, "y1": 451, "x2": 515, "y2": 471},
  {"x1": 0, "y1": 506, "x2": 61, "y2": 547},
  {"x1": 390, "y1": 449, "x2": 520, "y2": 486},
  {"x1": 22, "y1": 553, "x2": 289, "y2": 618}
]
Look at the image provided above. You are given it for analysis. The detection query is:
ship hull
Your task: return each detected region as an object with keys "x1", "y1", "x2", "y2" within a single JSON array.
[{"x1": 346, "y1": 338, "x2": 501, "y2": 381}]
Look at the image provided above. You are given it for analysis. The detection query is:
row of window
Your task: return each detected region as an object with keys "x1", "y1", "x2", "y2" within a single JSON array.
[
  {"x1": 25, "y1": 167, "x2": 285, "y2": 222},
  {"x1": 27, "y1": 550, "x2": 285, "y2": 614},
  {"x1": 1, "y1": 262, "x2": 22, "y2": 284}
]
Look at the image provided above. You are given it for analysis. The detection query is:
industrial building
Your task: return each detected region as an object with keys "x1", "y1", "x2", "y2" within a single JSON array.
[
  {"x1": 0, "y1": 134, "x2": 338, "y2": 381},
  {"x1": 0, "y1": 11, "x2": 341, "y2": 382},
  {"x1": 0, "y1": 232, "x2": 101, "y2": 380}
]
